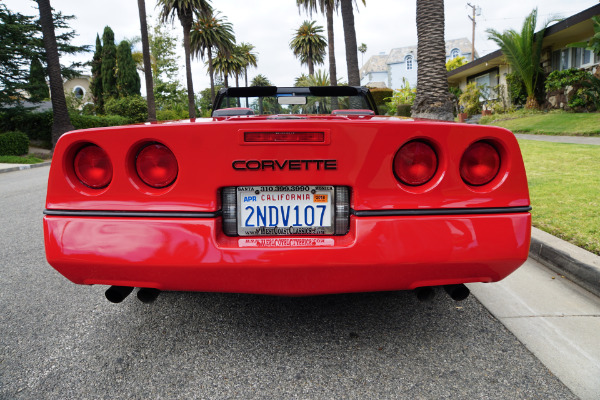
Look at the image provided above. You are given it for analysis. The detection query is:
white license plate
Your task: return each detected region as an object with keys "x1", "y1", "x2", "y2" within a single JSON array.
[{"x1": 237, "y1": 186, "x2": 335, "y2": 236}]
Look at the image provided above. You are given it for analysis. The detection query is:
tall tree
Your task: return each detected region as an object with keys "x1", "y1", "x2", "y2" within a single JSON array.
[
  {"x1": 290, "y1": 20, "x2": 327, "y2": 76},
  {"x1": 191, "y1": 10, "x2": 235, "y2": 102},
  {"x1": 296, "y1": 0, "x2": 339, "y2": 86},
  {"x1": 137, "y1": 0, "x2": 156, "y2": 121},
  {"x1": 90, "y1": 34, "x2": 104, "y2": 113},
  {"x1": 157, "y1": 0, "x2": 213, "y2": 119},
  {"x1": 211, "y1": 50, "x2": 243, "y2": 88},
  {"x1": 339, "y1": 0, "x2": 365, "y2": 86},
  {"x1": 487, "y1": 8, "x2": 555, "y2": 109},
  {"x1": 411, "y1": 0, "x2": 453, "y2": 121},
  {"x1": 116, "y1": 41, "x2": 141, "y2": 97},
  {"x1": 28, "y1": 57, "x2": 49, "y2": 102},
  {"x1": 35, "y1": 0, "x2": 74, "y2": 147},
  {"x1": 149, "y1": 24, "x2": 180, "y2": 82},
  {"x1": 0, "y1": 4, "x2": 87, "y2": 109},
  {"x1": 101, "y1": 26, "x2": 118, "y2": 100},
  {"x1": 238, "y1": 42, "x2": 258, "y2": 87}
]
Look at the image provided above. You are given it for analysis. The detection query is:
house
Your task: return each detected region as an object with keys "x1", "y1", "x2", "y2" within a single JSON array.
[
  {"x1": 360, "y1": 38, "x2": 476, "y2": 89},
  {"x1": 447, "y1": 4, "x2": 600, "y2": 105},
  {"x1": 63, "y1": 75, "x2": 93, "y2": 105}
]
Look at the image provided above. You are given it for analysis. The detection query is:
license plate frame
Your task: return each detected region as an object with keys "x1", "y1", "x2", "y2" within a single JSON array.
[{"x1": 236, "y1": 186, "x2": 335, "y2": 236}]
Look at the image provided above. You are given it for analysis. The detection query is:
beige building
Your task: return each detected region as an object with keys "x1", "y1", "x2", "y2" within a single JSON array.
[{"x1": 63, "y1": 75, "x2": 93, "y2": 105}]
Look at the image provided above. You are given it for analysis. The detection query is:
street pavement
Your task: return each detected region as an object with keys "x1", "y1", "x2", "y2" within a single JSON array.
[{"x1": 0, "y1": 167, "x2": 580, "y2": 399}]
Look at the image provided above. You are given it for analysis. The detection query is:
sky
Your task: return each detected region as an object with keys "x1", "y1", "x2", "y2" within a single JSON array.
[{"x1": 4, "y1": 0, "x2": 599, "y2": 93}]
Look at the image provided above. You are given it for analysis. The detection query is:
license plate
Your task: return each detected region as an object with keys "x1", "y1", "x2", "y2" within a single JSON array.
[{"x1": 237, "y1": 186, "x2": 335, "y2": 236}]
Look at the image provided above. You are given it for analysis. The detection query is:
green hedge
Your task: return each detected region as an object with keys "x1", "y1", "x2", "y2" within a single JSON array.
[
  {"x1": 0, "y1": 111, "x2": 132, "y2": 147},
  {"x1": 105, "y1": 95, "x2": 148, "y2": 123},
  {"x1": 0, "y1": 131, "x2": 30, "y2": 156},
  {"x1": 70, "y1": 114, "x2": 131, "y2": 129},
  {"x1": 368, "y1": 88, "x2": 393, "y2": 113},
  {"x1": 0, "y1": 110, "x2": 53, "y2": 143}
]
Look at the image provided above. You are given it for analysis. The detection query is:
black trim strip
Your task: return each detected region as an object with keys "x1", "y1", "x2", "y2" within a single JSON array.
[
  {"x1": 351, "y1": 206, "x2": 531, "y2": 217},
  {"x1": 44, "y1": 206, "x2": 531, "y2": 219},
  {"x1": 43, "y1": 209, "x2": 221, "y2": 218}
]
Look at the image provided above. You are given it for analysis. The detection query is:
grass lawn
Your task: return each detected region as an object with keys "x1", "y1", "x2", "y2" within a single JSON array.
[
  {"x1": 518, "y1": 139, "x2": 600, "y2": 255},
  {"x1": 0, "y1": 155, "x2": 45, "y2": 164},
  {"x1": 481, "y1": 111, "x2": 600, "y2": 136}
]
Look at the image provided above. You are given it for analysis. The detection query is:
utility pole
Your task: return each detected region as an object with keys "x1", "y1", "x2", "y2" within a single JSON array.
[{"x1": 467, "y1": 3, "x2": 481, "y2": 61}]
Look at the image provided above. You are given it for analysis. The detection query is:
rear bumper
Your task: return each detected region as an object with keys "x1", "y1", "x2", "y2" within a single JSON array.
[{"x1": 43, "y1": 213, "x2": 531, "y2": 295}]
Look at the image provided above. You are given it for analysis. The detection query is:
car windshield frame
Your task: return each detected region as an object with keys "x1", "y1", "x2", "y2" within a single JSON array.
[{"x1": 212, "y1": 86, "x2": 379, "y2": 116}]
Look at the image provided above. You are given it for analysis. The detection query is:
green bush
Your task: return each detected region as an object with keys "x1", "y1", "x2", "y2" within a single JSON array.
[
  {"x1": 0, "y1": 131, "x2": 30, "y2": 156},
  {"x1": 506, "y1": 73, "x2": 527, "y2": 106},
  {"x1": 369, "y1": 88, "x2": 393, "y2": 114},
  {"x1": 459, "y1": 82, "x2": 482, "y2": 116},
  {"x1": 104, "y1": 95, "x2": 148, "y2": 123},
  {"x1": 396, "y1": 104, "x2": 412, "y2": 117},
  {"x1": 0, "y1": 110, "x2": 52, "y2": 144},
  {"x1": 70, "y1": 114, "x2": 131, "y2": 129},
  {"x1": 545, "y1": 68, "x2": 594, "y2": 110}
]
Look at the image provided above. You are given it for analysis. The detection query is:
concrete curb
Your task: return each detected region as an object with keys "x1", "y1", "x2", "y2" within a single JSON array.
[
  {"x1": 0, "y1": 161, "x2": 52, "y2": 174},
  {"x1": 530, "y1": 227, "x2": 600, "y2": 298}
]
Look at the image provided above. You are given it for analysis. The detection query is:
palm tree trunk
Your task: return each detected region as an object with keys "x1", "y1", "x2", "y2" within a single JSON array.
[
  {"x1": 326, "y1": 2, "x2": 337, "y2": 86},
  {"x1": 411, "y1": 0, "x2": 453, "y2": 121},
  {"x1": 308, "y1": 58, "x2": 314, "y2": 76},
  {"x1": 340, "y1": 0, "x2": 360, "y2": 86},
  {"x1": 179, "y1": 13, "x2": 196, "y2": 119},
  {"x1": 244, "y1": 67, "x2": 248, "y2": 87},
  {"x1": 36, "y1": 0, "x2": 74, "y2": 148},
  {"x1": 137, "y1": 0, "x2": 156, "y2": 122}
]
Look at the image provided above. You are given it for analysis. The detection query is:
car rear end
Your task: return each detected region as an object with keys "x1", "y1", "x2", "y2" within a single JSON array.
[{"x1": 44, "y1": 116, "x2": 531, "y2": 296}]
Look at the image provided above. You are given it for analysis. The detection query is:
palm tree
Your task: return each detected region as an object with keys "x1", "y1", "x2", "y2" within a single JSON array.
[
  {"x1": 212, "y1": 50, "x2": 243, "y2": 88},
  {"x1": 238, "y1": 42, "x2": 258, "y2": 87},
  {"x1": 358, "y1": 42, "x2": 367, "y2": 66},
  {"x1": 137, "y1": 0, "x2": 156, "y2": 121},
  {"x1": 296, "y1": 0, "x2": 339, "y2": 86},
  {"x1": 411, "y1": 0, "x2": 453, "y2": 121},
  {"x1": 290, "y1": 20, "x2": 327, "y2": 76},
  {"x1": 250, "y1": 74, "x2": 272, "y2": 87},
  {"x1": 487, "y1": 8, "x2": 555, "y2": 109},
  {"x1": 157, "y1": 0, "x2": 212, "y2": 119},
  {"x1": 191, "y1": 10, "x2": 235, "y2": 102},
  {"x1": 339, "y1": 0, "x2": 365, "y2": 86},
  {"x1": 35, "y1": 0, "x2": 74, "y2": 148}
]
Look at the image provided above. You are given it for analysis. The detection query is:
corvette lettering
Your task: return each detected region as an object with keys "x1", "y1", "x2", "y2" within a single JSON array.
[{"x1": 232, "y1": 159, "x2": 337, "y2": 171}]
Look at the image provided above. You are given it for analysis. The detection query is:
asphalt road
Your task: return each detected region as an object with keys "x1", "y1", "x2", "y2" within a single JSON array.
[{"x1": 0, "y1": 167, "x2": 576, "y2": 399}]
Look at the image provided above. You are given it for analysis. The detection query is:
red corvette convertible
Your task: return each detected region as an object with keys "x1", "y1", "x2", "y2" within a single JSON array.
[{"x1": 43, "y1": 86, "x2": 531, "y2": 303}]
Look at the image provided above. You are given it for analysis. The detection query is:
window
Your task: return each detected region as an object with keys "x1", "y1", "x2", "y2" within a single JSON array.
[
  {"x1": 73, "y1": 86, "x2": 85, "y2": 99},
  {"x1": 405, "y1": 55, "x2": 413, "y2": 70},
  {"x1": 450, "y1": 48, "x2": 460, "y2": 59}
]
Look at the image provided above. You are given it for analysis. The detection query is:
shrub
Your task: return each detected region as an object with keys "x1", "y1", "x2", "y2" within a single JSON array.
[
  {"x1": 459, "y1": 82, "x2": 483, "y2": 116},
  {"x1": 506, "y1": 73, "x2": 527, "y2": 106},
  {"x1": 0, "y1": 131, "x2": 30, "y2": 156},
  {"x1": 396, "y1": 104, "x2": 412, "y2": 117},
  {"x1": 0, "y1": 110, "x2": 52, "y2": 145},
  {"x1": 369, "y1": 88, "x2": 393, "y2": 114},
  {"x1": 545, "y1": 68, "x2": 594, "y2": 110},
  {"x1": 70, "y1": 114, "x2": 131, "y2": 129},
  {"x1": 104, "y1": 95, "x2": 148, "y2": 123}
]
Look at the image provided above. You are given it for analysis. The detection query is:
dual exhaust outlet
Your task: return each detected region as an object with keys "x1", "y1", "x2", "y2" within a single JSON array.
[
  {"x1": 106, "y1": 284, "x2": 470, "y2": 304},
  {"x1": 105, "y1": 286, "x2": 160, "y2": 304},
  {"x1": 414, "y1": 284, "x2": 470, "y2": 302}
]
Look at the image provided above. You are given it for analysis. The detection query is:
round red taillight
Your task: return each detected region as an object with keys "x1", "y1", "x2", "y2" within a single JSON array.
[
  {"x1": 393, "y1": 141, "x2": 438, "y2": 186},
  {"x1": 135, "y1": 143, "x2": 178, "y2": 188},
  {"x1": 460, "y1": 141, "x2": 500, "y2": 186},
  {"x1": 74, "y1": 145, "x2": 112, "y2": 189}
]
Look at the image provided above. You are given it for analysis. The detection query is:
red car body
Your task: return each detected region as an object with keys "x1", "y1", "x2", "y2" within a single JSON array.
[{"x1": 43, "y1": 88, "x2": 531, "y2": 296}]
